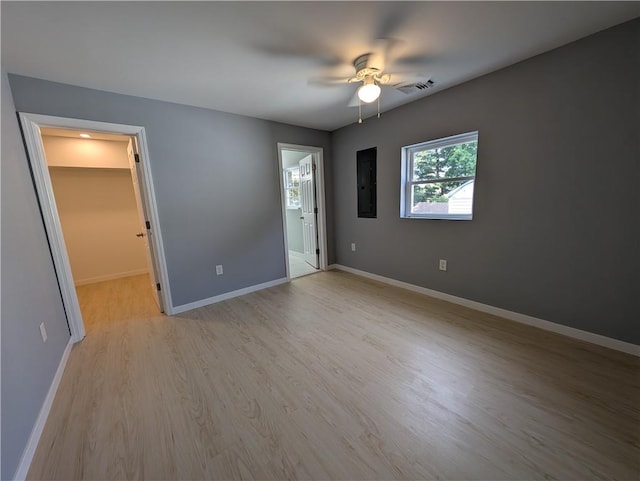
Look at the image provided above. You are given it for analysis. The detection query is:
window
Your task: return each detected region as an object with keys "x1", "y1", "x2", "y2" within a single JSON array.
[
  {"x1": 284, "y1": 166, "x2": 300, "y2": 209},
  {"x1": 401, "y1": 131, "x2": 478, "y2": 220}
]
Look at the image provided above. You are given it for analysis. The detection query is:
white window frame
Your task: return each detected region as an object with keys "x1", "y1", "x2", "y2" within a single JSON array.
[
  {"x1": 400, "y1": 131, "x2": 478, "y2": 220},
  {"x1": 284, "y1": 166, "x2": 301, "y2": 209}
]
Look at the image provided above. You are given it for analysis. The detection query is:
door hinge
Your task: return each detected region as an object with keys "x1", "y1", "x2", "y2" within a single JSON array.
[
  {"x1": 134, "y1": 153, "x2": 140, "y2": 163},
  {"x1": 156, "y1": 283, "x2": 161, "y2": 291},
  {"x1": 312, "y1": 163, "x2": 316, "y2": 171},
  {"x1": 314, "y1": 207, "x2": 318, "y2": 214},
  {"x1": 315, "y1": 248, "x2": 320, "y2": 255},
  {"x1": 145, "y1": 220, "x2": 151, "y2": 230}
]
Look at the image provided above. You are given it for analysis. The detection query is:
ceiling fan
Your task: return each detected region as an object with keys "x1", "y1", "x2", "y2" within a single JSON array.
[{"x1": 310, "y1": 40, "x2": 433, "y2": 123}]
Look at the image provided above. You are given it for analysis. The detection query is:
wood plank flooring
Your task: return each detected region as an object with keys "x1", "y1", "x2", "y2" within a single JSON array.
[
  {"x1": 28, "y1": 271, "x2": 639, "y2": 480},
  {"x1": 74, "y1": 274, "x2": 160, "y2": 333}
]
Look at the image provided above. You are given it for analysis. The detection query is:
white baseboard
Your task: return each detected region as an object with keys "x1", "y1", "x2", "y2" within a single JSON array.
[
  {"x1": 74, "y1": 268, "x2": 149, "y2": 286},
  {"x1": 332, "y1": 264, "x2": 639, "y2": 356},
  {"x1": 13, "y1": 339, "x2": 73, "y2": 481},
  {"x1": 170, "y1": 277, "x2": 289, "y2": 315}
]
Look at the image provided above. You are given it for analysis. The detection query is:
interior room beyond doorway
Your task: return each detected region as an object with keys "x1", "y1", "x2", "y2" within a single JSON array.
[
  {"x1": 41, "y1": 128, "x2": 160, "y2": 330},
  {"x1": 281, "y1": 148, "x2": 320, "y2": 279}
]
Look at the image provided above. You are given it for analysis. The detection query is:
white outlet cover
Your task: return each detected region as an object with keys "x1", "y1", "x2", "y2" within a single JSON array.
[
  {"x1": 216, "y1": 265, "x2": 223, "y2": 275},
  {"x1": 439, "y1": 259, "x2": 448, "y2": 271},
  {"x1": 39, "y1": 322, "x2": 48, "y2": 342},
  {"x1": 351, "y1": 243, "x2": 356, "y2": 251}
]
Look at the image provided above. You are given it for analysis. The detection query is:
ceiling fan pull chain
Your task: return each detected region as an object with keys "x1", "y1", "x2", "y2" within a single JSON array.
[
  {"x1": 377, "y1": 95, "x2": 381, "y2": 118},
  {"x1": 358, "y1": 99, "x2": 363, "y2": 124}
]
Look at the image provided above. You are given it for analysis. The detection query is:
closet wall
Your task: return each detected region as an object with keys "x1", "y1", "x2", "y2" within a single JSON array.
[{"x1": 43, "y1": 136, "x2": 148, "y2": 285}]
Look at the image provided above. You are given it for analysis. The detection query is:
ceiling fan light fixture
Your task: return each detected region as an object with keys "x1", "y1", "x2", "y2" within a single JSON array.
[{"x1": 357, "y1": 77, "x2": 381, "y2": 103}]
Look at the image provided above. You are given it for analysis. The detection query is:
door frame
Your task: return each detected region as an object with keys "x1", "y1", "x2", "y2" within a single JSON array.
[
  {"x1": 18, "y1": 113, "x2": 171, "y2": 342},
  {"x1": 125, "y1": 137, "x2": 164, "y2": 310},
  {"x1": 277, "y1": 143, "x2": 327, "y2": 279}
]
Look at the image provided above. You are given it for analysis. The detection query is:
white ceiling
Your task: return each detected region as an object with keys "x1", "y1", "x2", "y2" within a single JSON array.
[{"x1": 2, "y1": 2, "x2": 639, "y2": 131}]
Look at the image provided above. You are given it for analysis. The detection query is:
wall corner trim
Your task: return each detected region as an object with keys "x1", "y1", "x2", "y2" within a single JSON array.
[
  {"x1": 170, "y1": 277, "x2": 289, "y2": 315},
  {"x1": 13, "y1": 339, "x2": 74, "y2": 481},
  {"x1": 332, "y1": 264, "x2": 639, "y2": 357}
]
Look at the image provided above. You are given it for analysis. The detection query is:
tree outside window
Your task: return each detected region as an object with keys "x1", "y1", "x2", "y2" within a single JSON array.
[
  {"x1": 401, "y1": 131, "x2": 478, "y2": 220},
  {"x1": 284, "y1": 167, "x2": 300, "y2": 209}
]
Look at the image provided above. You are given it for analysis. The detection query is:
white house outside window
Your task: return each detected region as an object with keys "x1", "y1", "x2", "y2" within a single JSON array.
[{"x1": 400, "y1": 131, "x2": 478, "y2": 220}]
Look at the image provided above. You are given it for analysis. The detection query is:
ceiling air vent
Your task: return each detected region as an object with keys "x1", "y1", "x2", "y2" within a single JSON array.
[
  {"x1": 396, "y1": 79, "x2": 435, "y2": 95},
  {"x1": 415, "y1": 80, "x2": 434, "y2": 90}
]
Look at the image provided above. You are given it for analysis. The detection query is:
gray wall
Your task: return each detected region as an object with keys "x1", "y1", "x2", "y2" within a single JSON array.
[
  {"x1": 332, "y1": 19, "x2": 639, "y2": 344},
  {"x1": 1, "y1": 69, "x2": 71, "y2": 480},
  {"x1": 8, "y1": 75, "x2": 332, "y2": 308}
]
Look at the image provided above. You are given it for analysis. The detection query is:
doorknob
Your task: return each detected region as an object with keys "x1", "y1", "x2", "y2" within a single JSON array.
[
  {"x1": 136, "y1": 232, "x2": 145, "y2": 238},
  {"x1": 300, "y1": 216, "x2": 304, "y2": 220}
]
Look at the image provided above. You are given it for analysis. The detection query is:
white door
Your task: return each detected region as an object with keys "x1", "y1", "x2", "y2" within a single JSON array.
[
  {"x1": 299, "y1": 155, "x2": 319, "y2": 268},
  {"x1": 127, "y1": 139, "x2": 163, "y2": 310}
]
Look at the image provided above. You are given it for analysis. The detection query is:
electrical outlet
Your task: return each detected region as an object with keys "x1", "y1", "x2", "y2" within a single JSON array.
[
  {"x1": 39, "y1": 322, "x2": 48, "y2": 343},
  {"x1": 216, "y1": 265, "x2": 223, "y2": 275},
  {"x1": 439, "y1": 259, "x2": 448, "y2": 271},
  {"x1": 351, "y1": 243, "x2": 356, "y2": 252}
]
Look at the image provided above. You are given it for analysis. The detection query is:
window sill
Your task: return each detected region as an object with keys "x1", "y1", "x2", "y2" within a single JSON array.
[{"x1": 401, "y1": 214, "x2": 473, "y2": 221}]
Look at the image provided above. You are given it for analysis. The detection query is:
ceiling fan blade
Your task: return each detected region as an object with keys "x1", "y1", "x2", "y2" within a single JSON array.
[
  {"x1": 347, "y1": 91, "x2": 360, "y2": 107},
  {"x1": 366, "y1": 38, "x2": 389, "y2": 72},
  {"x1": 377, "y1": 73, "x2": 391, "y2": 84},
  {"x1": 308, "y1": 76, "x2": 355, "y2": 86},
  {"x1": 256, "y1": 44, "x2": 341, "y2": 66},
  {"x1": 374, "y1": 3, "x2": 414, "y2": 39},
  {"x1": 394, "y1": 55, "x2": 433, "y2": 67},
  {"x1": 386, "y1": 72, "x2": 431, "y2": 85},
  {"x1": 250, "y1": 27, "x2": 347, "y2": 68}
]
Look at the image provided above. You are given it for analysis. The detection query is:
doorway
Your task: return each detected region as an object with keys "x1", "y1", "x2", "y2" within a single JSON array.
[
  {"x1": 42, "y1": 129, "x2": 159, "y2": 331},
  {"x1": 19, "y1": 113, "x2": 171, "y2": 342},
  {"x1": 277, "y1": 143, "x2": 327, "y2": 279}
]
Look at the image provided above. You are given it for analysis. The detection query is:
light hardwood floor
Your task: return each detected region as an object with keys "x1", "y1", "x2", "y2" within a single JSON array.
[
  {"x1": 75, "y1": 274, "x2": 160, "y2": 333},
  {"x1": 28, "y1": 271, "x2": 639, "y2": 480}
]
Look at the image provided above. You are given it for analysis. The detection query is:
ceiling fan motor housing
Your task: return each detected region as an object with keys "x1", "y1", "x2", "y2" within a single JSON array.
[{"x1": 353, "y1": 54, "x2": 381, "y2": 81}]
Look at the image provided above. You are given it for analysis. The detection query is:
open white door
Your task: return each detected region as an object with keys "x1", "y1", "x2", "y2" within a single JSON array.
[
  {"x1": 127, "y1": 139, "x2": 163, "y2": 310},
  {"x1": 299, "y1": 155, "x2": 319, "y2": 268}
]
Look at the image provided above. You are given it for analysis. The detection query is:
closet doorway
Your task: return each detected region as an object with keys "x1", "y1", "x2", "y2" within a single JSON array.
[
  {"x1": 19, "y1": 114, "x2": 170, "y2": 342},
  {"x1": 41, "y1": 129, "x2": 158, "y2": 332}
]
